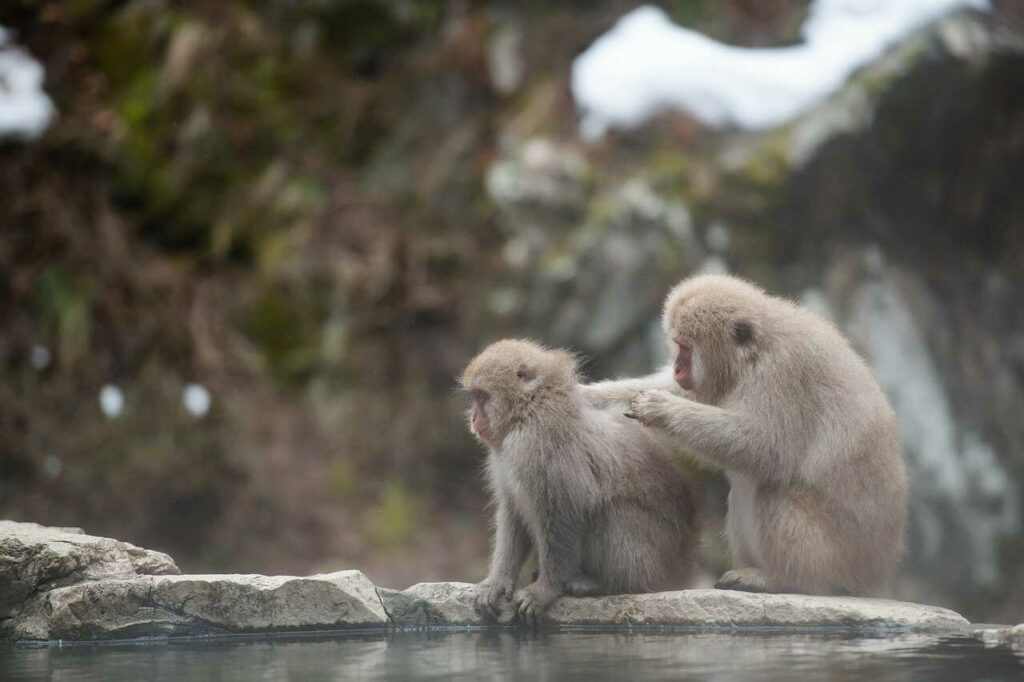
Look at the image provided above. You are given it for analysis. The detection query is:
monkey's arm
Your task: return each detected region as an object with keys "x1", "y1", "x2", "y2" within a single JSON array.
[
  {"x1": 476, "y1": 498, "x2": 531, "y2": 619},
  {"x1": 628, "y1": 391, "x2": 779, "y2": 481},
  {"x1": 581, "y1": 366, "x2": 683, "y2": 409}
]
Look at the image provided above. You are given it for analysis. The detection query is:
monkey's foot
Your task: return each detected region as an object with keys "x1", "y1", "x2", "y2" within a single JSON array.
[
  {"x1": 715, "y1": 568, "x2": 774, "y2": 593},
  {"x1": 513, "y1": 584, "x2": 559, "y2": 627},
  {"x1": 474, "y1": 579, "x2": 515, "y2": 621},
  {"x1": 563, "y1": 574, "x2": 603, "y2": 597}
]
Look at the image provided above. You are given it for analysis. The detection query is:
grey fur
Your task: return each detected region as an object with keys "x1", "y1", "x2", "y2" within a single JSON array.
[
  {"x1": 588, "y1": 274, "x2": 908, "y2": 596},
  {"x1": 462, "y1": 339, "x2": 698, "y2": 624}
]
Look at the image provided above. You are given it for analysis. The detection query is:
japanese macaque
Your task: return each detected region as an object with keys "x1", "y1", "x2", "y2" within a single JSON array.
[
  {"x1": 587, "y1": 274, "x2": 907, "y2": 596},
  {"x1": 462, "y1": 339, "x2": 698, "y2": 625}
]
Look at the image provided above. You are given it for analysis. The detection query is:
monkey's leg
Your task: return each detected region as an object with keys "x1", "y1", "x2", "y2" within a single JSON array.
[
  {"x1": 514, "y1": 507, "x2": 588, "y2": 626},
  {"x1": 563, "y1": 573, "x2": 603, "y2": 597},
  {"x1": 476, "y1": 499, "x2": 532, "y2": 621}
]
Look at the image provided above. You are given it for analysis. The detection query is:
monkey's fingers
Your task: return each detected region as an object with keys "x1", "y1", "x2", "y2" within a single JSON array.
[
  {"x1": 475, "y1": 590, "x2": 500, "y2": 620},
  {"x1": 624, "y1": 411, "x2": 637, "y2": 421},
  {"x1": 473, "y1": 592, "x2": 489, "y2": 617},
  {"x1": 518, "y1": 599, "x2": 537, "y2": 626},
  {"x1": 486, "y1": 593, "x2": 504, "y2": 618}
]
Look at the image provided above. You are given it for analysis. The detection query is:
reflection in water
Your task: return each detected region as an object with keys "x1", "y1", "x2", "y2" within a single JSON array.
[{"x1": 2, "y1": 631, "x2": 1022, "y2": 682}]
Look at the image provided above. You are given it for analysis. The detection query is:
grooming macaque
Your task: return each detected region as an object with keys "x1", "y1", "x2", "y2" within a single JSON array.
[
  {"x1": 590, "y1": 274, "x2": 907, "y2": 596},
  {"x1": 462, "y1": 339, "x2": 698, "y2": 624}
]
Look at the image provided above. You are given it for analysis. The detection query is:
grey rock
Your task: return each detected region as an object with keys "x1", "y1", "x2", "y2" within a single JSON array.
[
  {"x1": 486, "y1": 137, "x2": 590, "y2": 217},
  {"x1": 9, "y1": 570, "x2": 387, "y2": 641},
  {"x1": 383, "y1": 582, "x2": 515, "y2": 627},
  {"x1": 385, "y1": 583, "x2": 969, "y2": 633},
  {"x1": 0, "y1": 521, "x2": 179, "y2": 619},
  {"x1": 972, "y1": 623, "x2": 1024, "y2": 646}
]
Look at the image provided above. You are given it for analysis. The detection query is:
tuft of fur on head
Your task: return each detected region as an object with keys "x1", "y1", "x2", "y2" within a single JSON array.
[
  {"x1": 461, "y1": 339, "x2": 580, "y2": 447},
  {"x1": 661, "y1": 274, "x2": 768, "y2": 402}
]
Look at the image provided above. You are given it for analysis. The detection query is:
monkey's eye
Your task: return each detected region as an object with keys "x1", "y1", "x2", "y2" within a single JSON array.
[
  {"x1": 515, "y1": 364, "x2": 536, "y2": 381},
  {"x1": 471, "y1": 389, "x2": 489, "y2": 404}
]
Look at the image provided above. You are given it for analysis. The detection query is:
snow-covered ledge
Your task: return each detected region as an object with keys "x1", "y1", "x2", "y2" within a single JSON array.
[
  {"x1": 571, "y1": 0, "x2": 987, "y2": 138},
  {"x1": 0, "y1": 522, "x2": 977, "y2": 642},
  {"x1": 0, "y1": 26, "x2": 55, "y2": 139}
]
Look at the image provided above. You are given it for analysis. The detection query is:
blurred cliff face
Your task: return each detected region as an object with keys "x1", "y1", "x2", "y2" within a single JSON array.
[{"x1": 1, "y1": 0, "x2": 1022, "y2": 623}]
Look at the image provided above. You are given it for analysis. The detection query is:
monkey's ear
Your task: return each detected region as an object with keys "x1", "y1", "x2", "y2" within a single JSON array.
[
  {"x1": 516, "y1": 363, "x2": 541, "y2": 392},
  {"x1": 732, "y1": 320, "x2": 755, "y2": 345}
]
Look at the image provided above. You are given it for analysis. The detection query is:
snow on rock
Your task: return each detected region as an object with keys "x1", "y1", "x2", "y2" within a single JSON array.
[
  {"x1": 571, "y1": 0, "x2": 986, "y2": 139},
  {"x1": 183, "y1": 383, "x2": 212, "y2": 418},
  {"x1": 0, "y1": 26, "x2": 55, "y2": 139},
  {"x1": 99, "y1": 384, "x2": 125, "y2": 419}
]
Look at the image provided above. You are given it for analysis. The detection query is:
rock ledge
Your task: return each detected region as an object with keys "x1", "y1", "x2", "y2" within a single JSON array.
[
  {"x1": 382, "y1": 582, "x2": 969, "y2": 632},
  {"x1": 1, "y1": 522, "x2": 972, "y2": 641}
]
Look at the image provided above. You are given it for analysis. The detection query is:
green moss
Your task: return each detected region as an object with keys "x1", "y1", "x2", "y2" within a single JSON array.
[
  {"x1": 854, "y1": 37, "x2": 930, "y2": 97},
  {"x1": 739, "y1": 134, "x2": 791, "y2": 189},
  {"x1": 365, "y1": 481, "x2": 418, "y2": 549},
  {"x1": 243, "y1": 286, "x2": 322, "y2": 382},
  {"x1": 92, "y1": 10, "x2": 156, "y2": 91},
  {"x1": 35, "y1": 267, "x2": 94, "y2": 369},
  {"x1": 328, "y1": 457, "x2": 356, "y2": 499}
]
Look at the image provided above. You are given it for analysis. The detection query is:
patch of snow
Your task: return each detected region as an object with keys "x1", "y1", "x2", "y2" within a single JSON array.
[
  {"x1": 183, "y1": 383, "x2": 212, "y2": 418},
  {"x1": 42, "y1": 454, "x2": 62, "y2": 479},
  {"x1": 99, "y1": 384, "x2": 125, "y2": 419},
  {"x1": 30, "y1": 344, "x2": 51, "y2": 370},
  {"x1": 0, "y1": 26, "x2": 55, "y2": 139},
  {"x1": 571, "y1": 0, "x2": 986, "y2": 139}
]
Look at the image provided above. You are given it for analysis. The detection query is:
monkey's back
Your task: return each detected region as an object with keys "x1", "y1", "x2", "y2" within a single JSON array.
[
  {"x1": 733, "y1": 292, "x2": 907, "y2": 592},
  {"x1": 577, "y1": 405, "x2": 700, "y2": 591}
]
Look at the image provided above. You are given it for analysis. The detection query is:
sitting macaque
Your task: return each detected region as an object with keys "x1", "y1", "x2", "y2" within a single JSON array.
[
  {"x1": 587, "y1": 274, "x2": 907, "y2": 596},
  {"x1": 462, "y1": 339, "x2": 698, "y2": 625}
]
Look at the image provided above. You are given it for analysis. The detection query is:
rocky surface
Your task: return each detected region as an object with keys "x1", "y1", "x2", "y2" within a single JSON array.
[
  {"x1": 384, "y1": 582, "x2": 970, "y2": 633},
  {"x1": 973, "y1": 623, "x2": 1024, "y2": 647},
  {"x1": 0, "y1": 523, "x2": 978, "y2": 642},
  {"x1": 9, "y1": 571, "x2": 387, "y2": 641},
  {"x1": 0, "y1": 521, "x2": 178, "y2": 620}
]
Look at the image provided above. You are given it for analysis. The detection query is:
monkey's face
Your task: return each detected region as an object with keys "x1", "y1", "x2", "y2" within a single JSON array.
[
  {"x1": 672, "y1": 336, "x2": 695, "y2": 390},
  {"x1": 468, "y1": 388, "x2": 495, "y2": 445},
  {"x1": 663, "y1": 278, "x2": 760, "y2": 400},
  {"x1": 461, "y1": 339, "x2": 578, "y2": 449}
]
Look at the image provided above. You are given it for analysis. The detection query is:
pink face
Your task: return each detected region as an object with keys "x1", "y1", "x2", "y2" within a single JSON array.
[
  {"x1": 469, "y1": 389, "x2": 493, "y2": 443},
  {"x1": 673, "y1": 337, "x2": 694, "y2": 390}
]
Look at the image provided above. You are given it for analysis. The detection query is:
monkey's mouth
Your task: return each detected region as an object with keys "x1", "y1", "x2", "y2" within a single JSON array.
[
  {"x1": 674, "y1": 340, "x2": 694, "y2": 390},
  {"x1": 469, "y1": 391, "x2": 493, "y2": 441},
  {"x1": 471, "y1": 405, "x2": 489, "y2": 436}
]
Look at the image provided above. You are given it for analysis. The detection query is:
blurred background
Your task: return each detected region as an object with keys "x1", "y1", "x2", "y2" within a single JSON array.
[{"x1": 1, "y1": 0, "x2": 1022, "y2": 624}]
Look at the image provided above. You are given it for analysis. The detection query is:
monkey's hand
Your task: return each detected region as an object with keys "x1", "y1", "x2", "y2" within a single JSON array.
[
  {"x1": 513, "y1": 582, "x2": 560, "y2": 627},
  {"x1": 474, "y1": 578, "x2": 515, "y2": 622},
  {"x1": 624, "y1": 390, "x2": 675, "y2": 428}
]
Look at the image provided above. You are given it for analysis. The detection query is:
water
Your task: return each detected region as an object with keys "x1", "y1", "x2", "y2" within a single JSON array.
[{"x1": 2, "y1": 630, "x2": 1022, "y2": 681}]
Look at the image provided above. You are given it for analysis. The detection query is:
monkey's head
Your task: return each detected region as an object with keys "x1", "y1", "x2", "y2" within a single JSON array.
[
  {"x1": 662, "y1": 274, "x2": 765, "y2": 400},
  {"x1": 461, "y1": 339, "x2": 579, "y2": 448}
]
